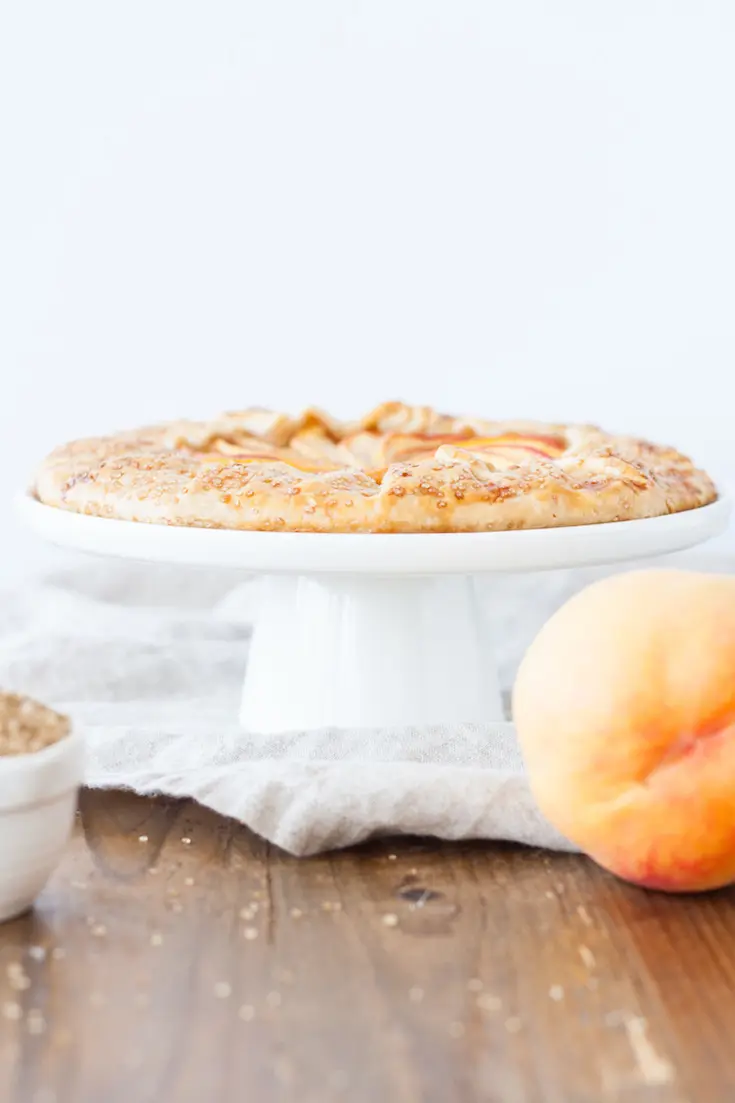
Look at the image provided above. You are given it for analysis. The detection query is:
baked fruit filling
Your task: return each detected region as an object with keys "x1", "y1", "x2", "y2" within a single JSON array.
[{"x1": 203, "y1": 427, "x2": 567, "y2": 475}]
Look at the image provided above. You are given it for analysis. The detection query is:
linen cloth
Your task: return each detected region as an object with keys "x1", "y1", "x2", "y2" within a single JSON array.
[{"x1": 0, "y1": 549, "x2": 729, "y2": 856}]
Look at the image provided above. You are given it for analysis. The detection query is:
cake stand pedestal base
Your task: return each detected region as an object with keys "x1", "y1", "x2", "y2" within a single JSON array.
[{"x1": 240, "y1": 574, "x2": 502, "y2": 732}]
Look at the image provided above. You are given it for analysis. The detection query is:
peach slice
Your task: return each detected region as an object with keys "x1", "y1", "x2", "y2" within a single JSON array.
[{"x1": 513, "y1": 569, "x2": 735, "y2": 892}]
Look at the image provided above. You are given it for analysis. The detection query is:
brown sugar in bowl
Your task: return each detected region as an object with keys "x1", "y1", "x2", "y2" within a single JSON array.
[{"x1": 0, "y1": 692, "x2": 84, "y2": 921}]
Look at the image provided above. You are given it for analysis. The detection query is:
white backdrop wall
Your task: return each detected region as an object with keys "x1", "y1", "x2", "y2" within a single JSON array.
[{"x1": 2, "y1": 1, "x2": 734, "y2": 578}]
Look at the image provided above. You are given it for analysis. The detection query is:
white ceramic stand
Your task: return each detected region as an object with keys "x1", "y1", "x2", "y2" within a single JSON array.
[
  {"x1": 242, "y1": 574, "x2": 500, "y2": 731},
  {"x1": 18, "y1": 494, "x2": 730, "y2": 733}
]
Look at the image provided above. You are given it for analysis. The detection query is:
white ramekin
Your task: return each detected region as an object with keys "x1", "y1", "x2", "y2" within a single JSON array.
[{"x1": 0, "y1": 730, "x2": 85, "y2": 922}]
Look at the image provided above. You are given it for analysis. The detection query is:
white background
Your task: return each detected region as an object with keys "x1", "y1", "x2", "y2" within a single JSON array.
[{"x1": 2, "y1": 1, "x2": 734, "y2": 580}]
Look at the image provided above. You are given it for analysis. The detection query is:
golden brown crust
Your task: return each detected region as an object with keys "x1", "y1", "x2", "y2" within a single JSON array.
[{"x1": 33, "y1": 403, "x2": 717, "y2": 533}]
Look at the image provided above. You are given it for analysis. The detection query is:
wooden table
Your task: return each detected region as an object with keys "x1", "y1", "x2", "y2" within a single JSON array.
[{"x1": 0, "y1": 791, "x2": 734, "y2": 1102}]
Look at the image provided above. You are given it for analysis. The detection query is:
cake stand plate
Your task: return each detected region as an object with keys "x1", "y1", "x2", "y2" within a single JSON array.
[{"x1": 18, "y1": 495, "x2": 730, "y2": 733}]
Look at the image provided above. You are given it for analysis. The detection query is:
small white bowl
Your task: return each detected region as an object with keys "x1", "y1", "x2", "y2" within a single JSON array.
[{"x1": 0, "y1": 731, "x2": 85, "y2": 922}]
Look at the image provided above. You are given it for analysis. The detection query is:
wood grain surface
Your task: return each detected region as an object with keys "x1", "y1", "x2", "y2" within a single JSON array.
[{"x1": 1, "y1": 789, "x2": 734, "y2": 1102}]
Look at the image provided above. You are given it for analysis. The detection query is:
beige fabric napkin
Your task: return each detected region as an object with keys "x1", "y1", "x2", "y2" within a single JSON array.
[{"x1": 0, "y1": 550, "x2": 730, "y2": 856}]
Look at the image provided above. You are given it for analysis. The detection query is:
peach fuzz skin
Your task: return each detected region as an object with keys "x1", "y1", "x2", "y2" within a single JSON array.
[{"x1": 513, "y1": 569, "x2": 735, "y2": 893}]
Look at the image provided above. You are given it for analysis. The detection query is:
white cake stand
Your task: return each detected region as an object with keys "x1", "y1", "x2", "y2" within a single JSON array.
[{"x1": 17, "y1": 494, "x2": 730, "y2": 733}]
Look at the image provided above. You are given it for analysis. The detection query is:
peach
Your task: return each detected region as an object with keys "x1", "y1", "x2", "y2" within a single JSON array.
[{"x1": 513, "y1": 569, "x2": 735, "y2": 892}]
